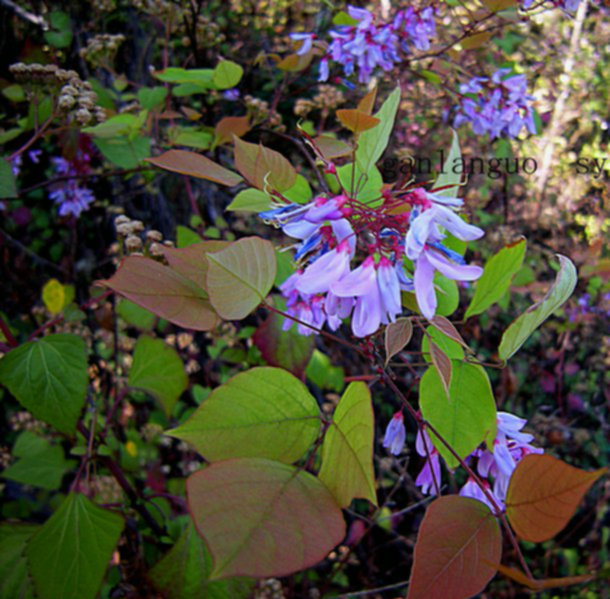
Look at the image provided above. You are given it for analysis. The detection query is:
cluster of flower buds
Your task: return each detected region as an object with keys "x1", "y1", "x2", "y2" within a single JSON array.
[
  {"x1": 259, "y1": 178, "x2": 483, "y2": 337},
  {"x1": 244, "y1": 95, "x2": 284, "y2": 130},
  {"x1": 79, "y1": 33, "x2": 126, "y2": 66},
  {"x1": 9, "y1": 63, "x2": 105, "y2": 125},
  {"x1": 114, "y1": 215, "x2": 172, "y2": 258},
  {"x1": 49, "y1": 147, "x2": 95, "y2": 218},
  {"x1": 291, "y1": 4, "x2": 436, "y2": 84},
  {"x1": 384, "y1": 411, "x2": 543, "y2": 512},
  {"x1": 453, "y1": 68, "x2": 536, "y2": 140},
  {"x1": 294, "y1": 84, "x2": 346, "y2": 117}
]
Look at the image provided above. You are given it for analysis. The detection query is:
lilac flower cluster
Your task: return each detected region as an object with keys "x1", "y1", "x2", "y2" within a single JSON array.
[
  {"x1": 522, "y1": 0, "x2": 581, "y2": 11},
  {"x1": 48, "y1": 149, "x2": 95, "y2": 218},
  {"x1": 453, "y1": 68, "x2": 537, "y2": 139},
  {"x1": 566, "y1": 292, "x2": 610, "y2": 322},
  {"x1": 260, "y1": 183, "x2": 483, "y2": 338},
  {"x1": 383, "y1": 411, "x2": 543, "y2": 512},
  {"x1": 291, "y1": 5, "x2": 436, "y2": 84}
]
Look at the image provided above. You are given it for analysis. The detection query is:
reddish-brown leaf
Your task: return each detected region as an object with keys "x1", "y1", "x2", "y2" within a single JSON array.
[
  {"x1": 99, "y1": 256, "x2": 218, "y2": 331},
  {"x1": 430, "y1": 315, "x2": 470, "y2": 352},
  {"x1": 492, "y1": 563, "x2": 595, "y2": 591},
  {"x1": 214, "y1": 115, "x2": 250, "y2": 147},
  {"x1": 384, "y1": 318, "x2": 413, "y2": 365},
  {"x1": 357, "y1": 87, "x2": 377, "y2": 115},
  {"x1": 429, "y1": 341, "x2": 452, "y2": 399},
  {"x1": 336, "y1": 109, "x2": 380, "y2": 134},
  {"x1": 160, "y1": 241, "x2": 229, "y2": 290},
  {"x1": 506, "y1": 454, "x2": 606, "y2": 542},
  {"x1": 187, "y1": 458, "x2": 345, "y2": 579},
  {"x1": 407, "y1": 496, "x2": 502, "y2": 599},
  {"x1": 146, "y1": 149, "x2": 242, "y2": 187},
  {"x1": 233, "y1": 137, "x2": 297, "y2": 192}
]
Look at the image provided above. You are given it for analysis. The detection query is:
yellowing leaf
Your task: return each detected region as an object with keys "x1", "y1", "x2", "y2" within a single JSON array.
[
  {"x1": 42, "y1": 279, "x2": 69, "y2": 314},
  {"x1": 213, "y1": 115, "x2": 250, "y2": 148},
  {"x1": 206, "y1": 237, "x2": 276, "y2": 320},
  {"x1": 318, "y1": 382, "x2": 377, "y2": 507}
]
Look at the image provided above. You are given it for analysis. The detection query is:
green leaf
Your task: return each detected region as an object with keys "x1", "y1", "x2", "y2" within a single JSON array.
[
  {"x1": 149, "y1": 521, "x2": 253, "y2": 599},
  {"x1": 167, "y1": 367, "x2": 320, "y2": 463},
  {"x1": 116, "y1": 298, "x2": 156, "y2": 331},
  {"x1": 146, "y1": 149, "x2": 243, "y2": 187},
  {"x1": 137, "y1": 86, "x2": 168, "y2": 109},
  {"x1": 337, "y1": 163, "x2": 383, "y2": 205},
  {"x1": 355, "y1": 86, "x2": 400, "y2": 175},
  {"x1": 173, "y1": 130, "x2": 213, "y2": 150},
  {"x1": 0, "y1": 334, "x2": 88, "y2": 434},
  {"x1": 498, "y1": 255, "x2": 577, "y2": 361},
  {"x1": 176, "y1": 225, "x2": 204, "y2": 248},
  {"x1": 420, "y1": 361, "x2": 497, "y2": 468},
  {"x1": 435, "y1": 274, "x2": 459, "y2": 316},
  {"x1": 0, "y1": 157, "x2": 17, "y2": 199},
  {"x1": 128, "y1": 336, "x2": 188, "y2": 416},
  {"x1": 82, "y1": 114, "x2": 137, "y2": 138},
  {"x1": 206, "y1": 237, "x2": 276, "y2": 320},
  {"x1": 465, "y1": 238, "x2": 526, "y2": 319},
  {"x1": 154, "y1": 68, "x2": 214, "y2": 86},
  {"x1": 94, "y1": 136, "x2": 151, "y2": 169},
  {"x1": 252, "y1": 297, "x2": 315, "y2": 378},
  {"x1": 43, "y1": 11, "x2": 73, "y2": 48},
  {"x1": 318, "y1": 382, "x2": 377, "y2": 507},
  {"x1": 2, "y1": 84, "x2": 26, "y2": 102},
  {"x1": 0, "y1": 523, "x2": 39, "y2": 599},
  {"x1": 100, "y1": 256, "x2": 219, "y2": 331},
  {"x1": 212, "y1": 60, "x2": 243, "y2": 90},
  {"x1": 186, "y1": 458, "x2": 345, "y2": 578},
  {"x1": 333, "y1": 10, "x2": 360, "y2": 25},
  {"x1": 226, "y1": 188, "x2": 271, "y2": 212},
  {"x1": 421, "y1": 325, "x2": 465, "y2": 362},
  {"x1": 282, "y1": 174, "x2": 313, "y2": 204},
  {"x1": 433, "y1": 129, "x2": 462, "y2": 197},
  {"x1": 25, "y1": 493, "x2": 124, "y2": 599},
  {"x1": 2, "y1": 432, "x2": 75, "y2": 490},
  {"x1": 306, "y1": 349, "x2": 344, "y2": 392}
]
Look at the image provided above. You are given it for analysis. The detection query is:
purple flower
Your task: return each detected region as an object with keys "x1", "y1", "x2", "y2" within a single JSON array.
[
  {"x1": 454, "y1": 69, "x2": 537, "y2": 139},
  {"x1": 296, "y1": 240, "x2": 352, "y2": 295},
  {"x1": 415, "y1": 428, "x2": 441, "y2": 495},
  {"x1": 383, "y1": 412, "x2": 406, "y2": 455},
  {"x1": 459, "y1": 478, "x2": 503, "y2": 512},
  {"x1": 312, "y1": 4, "x2": 436, "y2": 84},
  {"x1": 290, "y1": 32, "x2": 315, "y2": 55},
  {"x1": 222, "y1": 88, "x2": 240, "y2": 101}
]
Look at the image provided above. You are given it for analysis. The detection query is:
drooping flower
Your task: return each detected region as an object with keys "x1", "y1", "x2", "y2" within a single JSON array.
[
  {"x1": 383, "y1": 412, "x2": 406, "y2": 455},
  {"x1": 414, "y1": 428, "x2": 441, "y2": 495}
]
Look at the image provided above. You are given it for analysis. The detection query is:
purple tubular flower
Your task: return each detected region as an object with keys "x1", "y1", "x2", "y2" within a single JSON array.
[
  {"x1": 296, "y1": 240, "x2": 351, "y2": 295},
  {"x1": 290, "y1": 32, "x2": 315, "y2": 55},
  {"x1": 459, "y1": 478, "x2": 503, "y2": 512},
  {"x1": 383, "y1": 412, "x2": 406, "y2": 455}
]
